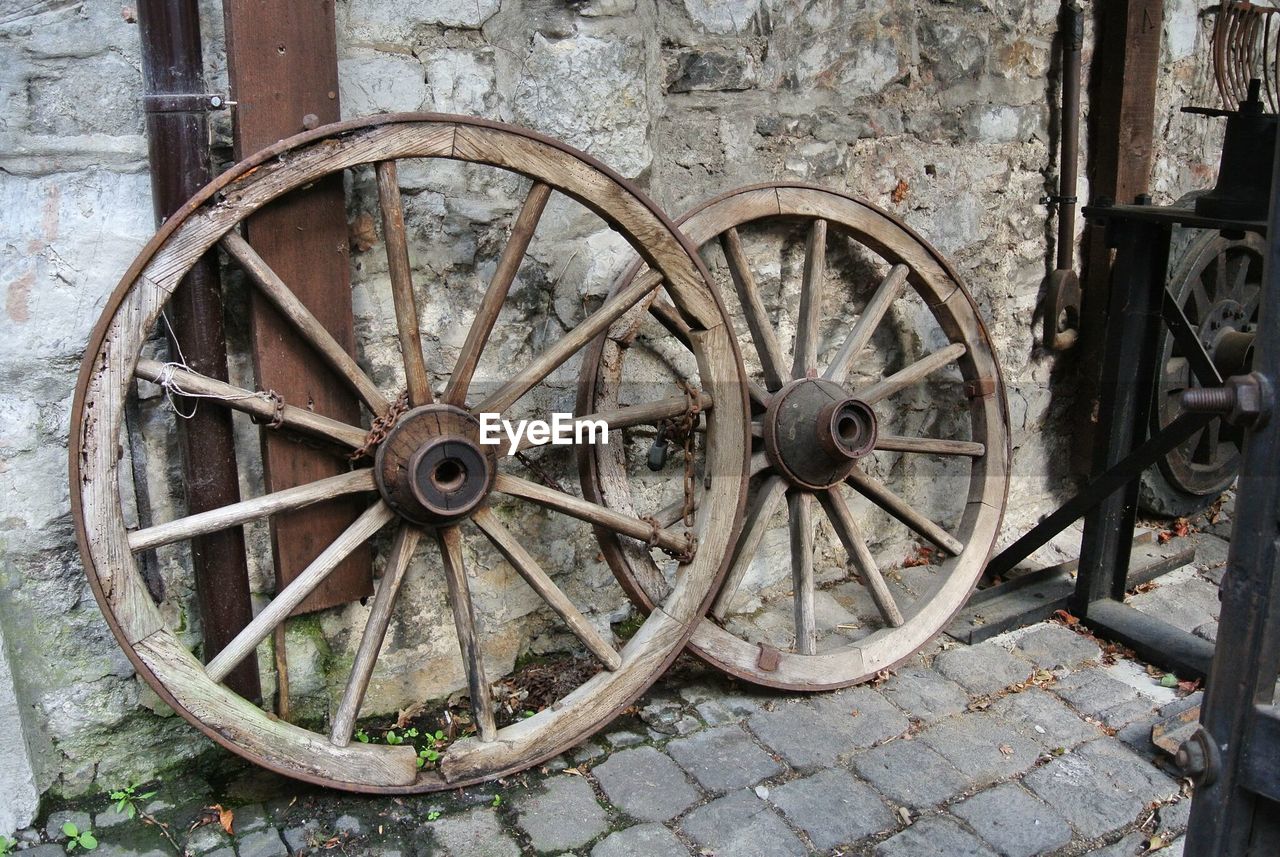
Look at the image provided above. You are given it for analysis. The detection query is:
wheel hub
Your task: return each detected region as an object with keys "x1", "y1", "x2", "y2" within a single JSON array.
[
  {"x1": 762, "y1": 378, "x2": 877, "y2": 489},
  {"x1": 374, "y1": 404, "x2": 497, "y2": 525},
  {"x1": 1199, "y1": 299, "x2": 1254, "y2": 378}
]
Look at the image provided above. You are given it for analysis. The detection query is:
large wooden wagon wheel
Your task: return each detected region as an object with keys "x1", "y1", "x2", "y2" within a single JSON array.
[
  {"x1": 579, "y1": 183, "x2": 1010, "y2": 690},
  {"x1": 69, "y1": 115, "x2": 749, "y2": 792}
]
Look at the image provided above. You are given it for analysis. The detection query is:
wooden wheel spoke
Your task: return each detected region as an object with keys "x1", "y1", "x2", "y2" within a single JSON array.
[
  {"x1": 788, "y1": 490, "x2": 817, "y2": 654},
  {"x1": 824, "y1": 264, "x2": 909, "y2": 384},
  {"x1": 377, "y1": 161, "x2": 434, "y2": 407},
  {"x1": 475, "y1": 270, "x2": 663, "y2": 416},
  {"x1": 817, "y1": 489, "x2": 904, "y2": 628},
  {"x1": 855, "y1": 342, "x2": 967, "y2": 406},
  {"x1": 720, "y1": 227, "x2": 789, "y2": 390},
  {"x1": 845, "y1": 469, "x2": 964, "y2": 555},
  {"x1": 711, "y1": 476, "x2": 787, "y2": 620},
  {"x1": 436, "y1": 524, "x2": 497, "y2": 742},
  {"x1": 130, "y1": 469, "x2": 376, "y2": 553},
  {"x1": 649, "y1": 295, "x2": 694, "y2": 350},
  {"x1": 494, "y1": 473, "x2": 690, "y2": 557},
  {"x1": 221, "y1": 232, "x2": 388, "y2": 416},
  {"x1": 473, "y1": 507, "x2": 621, "y2": 670},
  {"x1": 135, "y1": 359, "x2": 368, "y2": 448},
  {"x1": 205, "y1": 501, "x2": 396, "y2": 683},
  {"x1": 445, "y1": 182, "x2": 553, "y2": 407},
  {"x1": 330, "y1": 523, "x2": 422, "y2": 746},
  {"x1": 874, "y1": 435, "x2": 986, "y2": 458},
  {"x1": 793, "y1": 219, "x2": 827, "y2": 378},
  {"x1": 508, "y1": 392, "x2": 712, "y2": 455}
]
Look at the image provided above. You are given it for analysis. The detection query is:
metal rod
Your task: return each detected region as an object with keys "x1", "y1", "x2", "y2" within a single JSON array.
[
  {"x1": 1057, "y1": 1, "x2": 1083, "y2": 272},
  {"x1": 136, "y1": 0, "x2": 260, "y2": 700},
  {"x1": 984, "y1": 409, "x2": 1211, "y2": 579}
]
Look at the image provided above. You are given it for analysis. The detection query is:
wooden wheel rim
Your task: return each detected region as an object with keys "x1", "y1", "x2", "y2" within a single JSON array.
[
  {"x1": 69, "y1": 115, "x2": 749, "y2": 792},
  {"x1": 579, "y1": 183, "x2": 1010, "y2": 690}
]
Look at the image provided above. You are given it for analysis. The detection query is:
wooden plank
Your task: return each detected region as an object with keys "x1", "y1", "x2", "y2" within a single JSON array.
[
  {"x1": 1074, "y1": 0, "x2": 1164, "y2": 472},
  {"x1": 223, "y1": 0, "x2": 372, "y2": 614}
]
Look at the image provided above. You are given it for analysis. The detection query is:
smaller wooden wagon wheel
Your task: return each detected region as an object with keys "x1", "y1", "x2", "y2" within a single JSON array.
[
  {"x1": 579, "y1": 183, "x2": 1010, "y2": 690},
  {"x1": 70, "y1": 115, "x2": 749, "y2": 792}
]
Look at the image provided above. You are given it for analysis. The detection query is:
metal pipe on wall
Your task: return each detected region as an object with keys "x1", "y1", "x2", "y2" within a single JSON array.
[{"x1": 135, "y1": 0, "x2": 261, "y2": 701}]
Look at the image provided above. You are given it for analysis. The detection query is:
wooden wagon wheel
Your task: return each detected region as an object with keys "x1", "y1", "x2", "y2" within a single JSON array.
[
  {"x1": 578, "y1": 183, "x2": 1010, "y2": 690},
  {"x1": 69, "y1": 115, "x2": 749, "y2": 792}
]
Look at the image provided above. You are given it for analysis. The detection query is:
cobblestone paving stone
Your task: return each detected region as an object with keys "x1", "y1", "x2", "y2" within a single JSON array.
[
  {"x1": 513, "y1": 775, "x2": 610, "y2": 852},
  {"x1": 1024, "y1": 739, "x2": 1181, "y2": 839},
  {"x1": 14, "y1": 524, "x2": 1226, "y2": 857},
  {"x1": 589, "y1": 822, "x2": 688, "y2": 857},
  {"x1": 681, "y1": 790, "x2": 807, "y2": 856},
  {"x1": 852, "y1": 736, "x2": 972, "y2": 808},
  {"x1": 878, "y1": 665, "x2": 969, "y2": 723},
  {"x1": 873, "y1": 815, "x2": 998, "y2": 856},
  {"x1": 666, "y1": 724, "x2": 783, "y2": 791},
  {"x1": 951, "y1": 783, "x2": 1073, "y2": 857},
  {"x1": 766, "y1": 769, "x2": 895, "y2": 849},
  {"x1": 428, "y1": 807, "x2": 520, "y2": 857},
  {"x1": 933, "y1": 640, "x2": 1035, "y2": 696},
  {"x1": 591, "y1": 745, "x2": 701, "y2": 822}
]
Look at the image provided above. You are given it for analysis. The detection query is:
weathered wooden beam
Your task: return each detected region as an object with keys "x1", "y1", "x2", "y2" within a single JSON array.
[{"x1": 223, "y1": 0, "x2": 373, "y2": 614}]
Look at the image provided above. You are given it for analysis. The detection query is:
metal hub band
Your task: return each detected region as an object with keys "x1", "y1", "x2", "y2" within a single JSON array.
[
  {"x1": 374, "y1": 404, "x2": 497, "y2": 525},
  {"x1": 762, "y1": 378, "x2": 878, "y2": 489}
]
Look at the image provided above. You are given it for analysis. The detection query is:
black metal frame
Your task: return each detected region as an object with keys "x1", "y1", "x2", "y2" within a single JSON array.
[
  {"x1": 1183, "y1": 156, "x2": 1280, "y2": 857},
  {"x1": 980, "y1": 200, "x2": 1264, "y2": 680}
]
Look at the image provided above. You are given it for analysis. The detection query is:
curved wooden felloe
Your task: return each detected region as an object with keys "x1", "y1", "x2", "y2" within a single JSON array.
[
  {"x1": 70, "y1": 115, "x2": 749, "y2": 792},
  {"x1": 578, "y1": 183, "x2": 1010, "y2": 690}
]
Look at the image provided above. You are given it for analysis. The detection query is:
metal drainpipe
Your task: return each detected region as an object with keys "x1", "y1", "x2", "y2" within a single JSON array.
[{"x1": 135, "y1": 0, "x2": 261, "y2": 701}]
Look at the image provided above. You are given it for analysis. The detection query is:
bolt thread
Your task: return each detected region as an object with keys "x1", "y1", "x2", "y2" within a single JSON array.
[{"x1": 1181, "y1": 387, "x2": 1236, "y2": 413}]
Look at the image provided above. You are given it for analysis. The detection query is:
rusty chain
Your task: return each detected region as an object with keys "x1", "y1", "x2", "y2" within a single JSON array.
[
  {"x1": 349, "y1": 390, "x2": 409, "y2": 461},
  {"x1": 650, "y1": 380, "x2": 701, "y2": 563}
]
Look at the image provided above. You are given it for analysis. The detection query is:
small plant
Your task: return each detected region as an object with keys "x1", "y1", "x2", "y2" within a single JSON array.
[
  {"x1": 62, "y1": 822, "x2": 98, "y2": 852},
  {"x1": 355, "y1": 729, "x2": 371, "y2": 744},
  {"x1": 414, "y1": 730, "x2": 449, "y2": 769},
  {"x1": 426, "y1": 811, "x2": 441, "y2": 821},
  {"x1": 403, "y1": 727, "x2": 419, "y2": 738},
  {"x1": 1, "y1": 835, "x2": 17, "y2": 855},
  {"x1": 491, "y1": 795, "x2": 502, "y2": 808},
  {"x1": 521, "y1": 710, "x2": 536, "y2": 719},
  {"x1": 108, "y1": 783, "x2": 157, "y2": 820},
  {"x1": 384, "y1": 730, "x2": 404, "y2": 746}
]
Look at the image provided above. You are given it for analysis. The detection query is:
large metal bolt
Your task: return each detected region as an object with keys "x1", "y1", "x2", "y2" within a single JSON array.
[
  {"x1": 1174, "y1": 726, "x2": 1220, "y2": 786},
  {"x1": 1180, "y1": 372, "x2": 1273, "y2": 428}
]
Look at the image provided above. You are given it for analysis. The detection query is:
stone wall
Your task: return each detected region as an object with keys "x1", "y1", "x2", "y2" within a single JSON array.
[{"x1": 0, "y1": 0, "x2": 1224, "y2": 826}]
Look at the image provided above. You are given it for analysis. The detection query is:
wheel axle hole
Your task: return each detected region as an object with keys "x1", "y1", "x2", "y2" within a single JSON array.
[
  {"x1": 837, "y1": 414, "x2": 861, "y2": 445},
  {"x1": 432, "y1": 458, "x2": 466, "y2": 493}
]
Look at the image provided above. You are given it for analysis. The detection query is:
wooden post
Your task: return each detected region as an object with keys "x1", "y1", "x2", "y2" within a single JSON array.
[
  {"x1": 222, "y1": 0, "x2": 373, "y2": 616},
  {"x1": 1074, "y1": 0, "x2": 1164, "y2": 472},
  {"x1": 136, "y1": 0, "x2": 261, "y2": 701}
]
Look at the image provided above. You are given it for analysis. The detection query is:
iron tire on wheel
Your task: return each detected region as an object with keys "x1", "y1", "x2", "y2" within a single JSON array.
[
  {"x1": 579, "y1": 183, "x2": 1011, "y2": 691},
  {"x1": 70, "y1": 115, "x2": 750, "y2": 792}
]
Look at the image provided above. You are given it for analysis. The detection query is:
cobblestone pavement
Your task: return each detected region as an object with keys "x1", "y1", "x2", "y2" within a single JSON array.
[{"x1": 14, "y1": 508, "x2": 1235, "y2": 857}]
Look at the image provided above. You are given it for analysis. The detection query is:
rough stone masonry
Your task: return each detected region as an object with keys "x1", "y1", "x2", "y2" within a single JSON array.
[{"x1": 0, "y1": 0, "x2": 1222, "y2": 829}]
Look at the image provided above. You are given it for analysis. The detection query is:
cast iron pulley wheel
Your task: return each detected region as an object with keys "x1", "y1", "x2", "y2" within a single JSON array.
[
  {"x1": 70, "y1": 115, "x2": 749, "y2": 792},
  {"x1": 1140, "y1": 229, "x2": 1263, "y2": 517},
  {"x1": 578, "y1": 184, "x2": 1010, "y2": 690}
]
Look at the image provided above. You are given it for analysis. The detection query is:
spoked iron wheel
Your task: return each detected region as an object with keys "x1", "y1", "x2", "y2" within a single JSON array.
[
  {"x1": 1140, "y1": 229, "x2": 1263, "y2": 517},
  {"x1": 70, "y1": 115, "x2": 749, "y2": 792},
  {"x1": 579, "y1": 184, "x2": 1010, "y2": 690}
]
